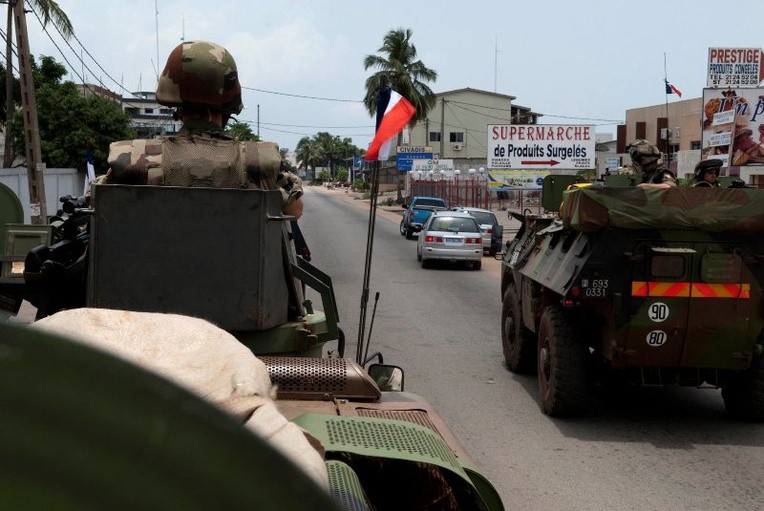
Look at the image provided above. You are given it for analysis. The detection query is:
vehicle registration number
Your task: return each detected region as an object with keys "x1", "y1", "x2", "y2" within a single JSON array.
[{"x1": 445, "y1": 237, "x2": 461, "y2": 244}]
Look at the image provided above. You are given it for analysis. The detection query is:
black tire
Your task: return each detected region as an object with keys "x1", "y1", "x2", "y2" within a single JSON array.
[
  {"x1": 722, "y1": 352, "x2": 764, "y2": 421},
  {"x1": 416, "y1": 248, "x2": 422, "y2": 262},
  {"x1": 399, "y1": 220, "x2": 406, "y2": 236},
  {"x1": 537, "y1": 305, "x2": 588, "y2": 417},
  {"x1": 501, "y1": 284, "x2": 536, "y2": 374},
  {"x1": 421, "y1": 258, "x2": 430, "y2": 269},
  {"x1": 473, "y1": 260, "x2": 482, "y2": 271},
  {"x1": 405, "y1": 227, "x2": 414, "y2": 240}
]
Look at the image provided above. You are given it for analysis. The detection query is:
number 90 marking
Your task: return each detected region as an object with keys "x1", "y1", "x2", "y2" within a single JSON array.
[{"x1": 648, "y1": 302, "x2": 669, "y2": 322}]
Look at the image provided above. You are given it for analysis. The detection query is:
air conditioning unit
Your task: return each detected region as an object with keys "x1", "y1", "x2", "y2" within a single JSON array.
[{"x1": 452, "y1": 143, "x2": 463, "y2": 151}]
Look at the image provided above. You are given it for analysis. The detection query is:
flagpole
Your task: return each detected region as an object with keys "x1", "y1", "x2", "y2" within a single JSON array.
[{"x1": 664, "y1": 52, "x2": 671, "y2": 167}]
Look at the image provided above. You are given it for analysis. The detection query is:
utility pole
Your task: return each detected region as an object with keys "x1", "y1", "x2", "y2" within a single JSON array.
[
  {"x1": 14, "y1": 0, "x2": 47, "y2": 223},
  {"x1": 4, "y1": 2, "x2": 15, "y2": 168}
]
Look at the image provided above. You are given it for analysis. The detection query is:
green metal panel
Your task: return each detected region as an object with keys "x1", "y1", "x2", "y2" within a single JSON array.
[
  {"x1": 0, "y1": 182, "x2": 23, "y2": 255},
  {"x1": 1, "y1": 224, "x2": 51, "y2": 279}
]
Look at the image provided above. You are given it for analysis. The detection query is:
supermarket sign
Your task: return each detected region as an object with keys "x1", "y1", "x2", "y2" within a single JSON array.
[
  {"x1": 487, "y1": 124, "x2": 595, "y2": 170},
  {"x1": 707, "y1": 47, "x2": 764, "y2": 87}
]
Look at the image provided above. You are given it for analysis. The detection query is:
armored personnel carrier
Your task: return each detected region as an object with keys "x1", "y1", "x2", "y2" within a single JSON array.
[{"x1": 500, "y1": 176, "x2": 764, "y2": 420}]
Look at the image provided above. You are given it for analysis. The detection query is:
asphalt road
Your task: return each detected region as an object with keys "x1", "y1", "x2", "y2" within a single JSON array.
[{"x1": 302, "y1": 185, "x2": 764, "y2": 511}]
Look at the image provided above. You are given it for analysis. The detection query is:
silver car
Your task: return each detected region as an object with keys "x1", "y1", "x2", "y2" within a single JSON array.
[
  {"x1": 452, "y1": 207, "x2": 503, "y2": 255},
  {"x1": 416, "y1": 211, "x2": 483, "y2": 270}
]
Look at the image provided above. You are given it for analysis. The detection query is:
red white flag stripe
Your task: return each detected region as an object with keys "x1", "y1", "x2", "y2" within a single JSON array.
[{"x1": 365, "y1": 91, "x2": 416, "y2": 161}]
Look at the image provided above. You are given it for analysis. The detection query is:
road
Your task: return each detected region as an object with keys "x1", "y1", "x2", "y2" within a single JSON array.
[{"x1": 301, "y1": 186, "x2": 764, "y2": 511}]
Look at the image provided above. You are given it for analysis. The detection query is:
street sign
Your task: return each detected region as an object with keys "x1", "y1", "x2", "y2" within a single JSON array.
[
  {"x1": 707, "y1": 47, "x2": 764, "y2": 87},
  {"x1": 396, "y1": 146, "x2": 433, "y2": 171},
  {"x1": 410, "y1": 158, "x2": 454, "y2": 173},
  {"x1": 487, "y1": 124, "x2": 595, "y2": 170}
]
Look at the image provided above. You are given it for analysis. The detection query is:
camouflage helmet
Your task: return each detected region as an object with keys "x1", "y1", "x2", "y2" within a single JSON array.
[
  {"x1": 156, "y1": 41, "x2": 243, "y2": 115},
  {"x1": 627, "y1": 139, "x2": 661, "y2": 164}
]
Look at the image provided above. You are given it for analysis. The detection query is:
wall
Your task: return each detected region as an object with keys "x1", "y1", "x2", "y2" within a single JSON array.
[{"x1": 0, "y1": 168, "x2": 84, "y2": 222}]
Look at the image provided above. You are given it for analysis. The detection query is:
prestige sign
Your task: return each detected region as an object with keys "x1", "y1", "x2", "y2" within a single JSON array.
[
  {"x1": 487, "y1": 124, "x2": 595, "y2": 170},
  {"x1": 707, "y1": 47, "x2": 764, "y2": 87}
]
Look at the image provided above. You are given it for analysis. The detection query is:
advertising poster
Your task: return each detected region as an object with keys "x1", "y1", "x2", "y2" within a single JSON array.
[
  {"x1": 487, "y1": 169, "x2": 549, "y2": 189},
  {"x1": 701, "y1": 88, "x2": 764, "y2": 167}
]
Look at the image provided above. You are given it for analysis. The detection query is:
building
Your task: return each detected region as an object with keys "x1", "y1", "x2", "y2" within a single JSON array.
[
  {"x1": 408, "y1": 88, "x2": 542, "y2": 169},
  {"x1": 121, "y1": 91, "x2": 182, "y2": 138}
]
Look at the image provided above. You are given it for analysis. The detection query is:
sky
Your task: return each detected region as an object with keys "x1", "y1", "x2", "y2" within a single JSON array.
[{"x1": 19, "y1": 0, "x2": 764, "y2": 153}]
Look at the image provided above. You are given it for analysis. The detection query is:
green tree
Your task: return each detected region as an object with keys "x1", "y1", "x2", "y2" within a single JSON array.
[
  {"x1": 225, "y1": 121, "x2": 259, "y2": 141},
  {"x1": 8, "y1": 56, "x2": 134, "y2": 172},
  {"x1": 5, "y1": 0, "x2": 74, "y2": 167},
  {"x1": 363, "y1": 28, "x2": 437, "y2": 200}
]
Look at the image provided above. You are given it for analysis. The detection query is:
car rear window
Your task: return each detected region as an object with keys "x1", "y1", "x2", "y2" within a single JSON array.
[
  {"x1": 468, "y1": 211, "x2": 496, "y2": 225},
  {"x1": 429, "y1": 217, "x2": 480, "y2": 232},
  {"x1": 415, "y1": 198, "x2": 446, "y2": 207}
]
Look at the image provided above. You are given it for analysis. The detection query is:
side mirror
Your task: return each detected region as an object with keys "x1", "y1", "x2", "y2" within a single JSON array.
[{"x1": 368, "y1": 364, "x2": 404, "y2": 391}]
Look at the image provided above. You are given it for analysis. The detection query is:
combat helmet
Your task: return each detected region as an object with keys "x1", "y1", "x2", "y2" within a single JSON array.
[
  {"x1": 627, "y1": 139, "x2": 661, "y2": 165},
  {"x1": 156, "y1": 40, "x2": 243, "y2": 116},
  {"x1": 693, "y1": 158, "x2": 723, "y2": 181}
]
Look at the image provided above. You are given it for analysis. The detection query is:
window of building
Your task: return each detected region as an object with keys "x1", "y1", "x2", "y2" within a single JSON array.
[
  {"x1": 449, "y1": 132, "x2": 464, "y2": 143},
  {"x1": 429, "y1": 131, "x2": 441, "y2": 143},
  {"x1": 160, "y1": 108, "x2": 174, "y2": 115},
  {"x1": 144, "y1": 108, "x2": 154, "y2": 114},
  {"x1": 125, "y1": 107, "x2": 139, "y2": 115},
  {"x1": 690, "y1": 141, "x2": 701, "y2": 150}
]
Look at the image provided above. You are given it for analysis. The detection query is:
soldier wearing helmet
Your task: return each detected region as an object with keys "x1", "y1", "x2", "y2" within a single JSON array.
[
  {"x1": 619, "y1": 139, "x2": 677, "y2": 188},
  {"x1": 102, "y1": 40, "x2": 303, "y2": 218},
  {"x1": 692, "y1": 159, "x2": 723, "y2": 187}
]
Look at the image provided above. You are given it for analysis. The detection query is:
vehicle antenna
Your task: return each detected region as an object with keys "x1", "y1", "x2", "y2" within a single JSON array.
[{"x1": 362, "y1": 292, "x2": 381, "y2": 366}]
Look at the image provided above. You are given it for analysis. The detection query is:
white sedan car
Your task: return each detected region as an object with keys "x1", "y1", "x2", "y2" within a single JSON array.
[{"x1": 416, "y1": 211, "x2": 484, "y2": 270}]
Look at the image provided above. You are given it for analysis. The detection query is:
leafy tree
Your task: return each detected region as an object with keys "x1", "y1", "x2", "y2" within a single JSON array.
[
  {"x1": 363, "y1": 28, "x2": 437, "y2": 199},
  {"x1": 363, "y1": 28, "x2": 437, "y2": 126},
  {"x1": 225, "y1": 121, "x2": 259, "y2": 141},
  {"x1": 279, "y1": 147, "x2": 297, "y2": 173},
  {"x1": 8, "y1": 56, "x2": 134, "y2": 172}
]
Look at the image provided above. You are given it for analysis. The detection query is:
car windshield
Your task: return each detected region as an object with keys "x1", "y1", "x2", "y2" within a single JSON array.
[
  {"x1": 415, "y1": 198, "x2": 446, "y2": 208},
  {"x1": 429, "y1": 217, "x2": 479, "y2": 233},
  {"x1": 468, "y1": 211, "x2": 496, "y2": 225}
]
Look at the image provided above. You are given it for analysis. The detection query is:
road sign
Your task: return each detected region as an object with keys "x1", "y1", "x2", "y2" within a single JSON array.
[
  {"x1": 487, "y1": 124, "x2": 595, "y2": 170},
  {"x1": 707, "y1": 47, "x2": 764, "y2": 87},
  {"x1": 396, "y1": 146, "x2": 433, "y2": 171}
]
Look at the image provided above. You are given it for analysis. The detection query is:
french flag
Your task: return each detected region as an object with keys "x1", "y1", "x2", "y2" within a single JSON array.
[
  {"x1": 365, "y1": 88, "x2": 415, "y2": 161},
  {"x1": 665, "y1": 80, "x2": 682, "y2": 97}
]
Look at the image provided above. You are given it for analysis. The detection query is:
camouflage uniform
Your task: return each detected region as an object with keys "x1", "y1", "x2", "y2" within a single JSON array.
[
  {"x1": 692, "y1": 158, "x2": 722, "y2": 188},
  {"x1": 100, "y1": 41, "x2": 303, "y2": 209},
  {"x1": 619, "y1": 139, "x2": 676, "y2": 186}
]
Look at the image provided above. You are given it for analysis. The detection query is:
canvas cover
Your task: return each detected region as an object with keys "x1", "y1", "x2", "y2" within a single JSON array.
[{"x1": 561, "y1": 186, "x2": 764, "y2": 232}]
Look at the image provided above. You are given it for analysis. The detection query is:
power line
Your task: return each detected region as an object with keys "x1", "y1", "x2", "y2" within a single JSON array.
[{"x1": 241, "y1": 86, "x2": 362, "y2": 103}]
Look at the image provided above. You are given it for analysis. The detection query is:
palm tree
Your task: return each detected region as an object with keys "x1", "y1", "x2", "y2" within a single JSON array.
[
  {"x1": 363, "y1": 28, "x2": 437, "y2": 200},
  {"x1": 5, "y1": 0, "x2": 73, "y2": 167}
]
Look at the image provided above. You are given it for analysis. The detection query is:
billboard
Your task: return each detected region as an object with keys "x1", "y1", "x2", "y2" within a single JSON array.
[
  {"x1": 487, "y1": 169, "x2": 549, "y2": 189},
  {"x1": 707, "y1": 47, "x2": 764, "y2": 88},
  {"x1": 487, "y1": 124, "x2": 595, "y2": 170},
  {"x1": 701, "y1": 88, "x2": 764, "y2": 167}
]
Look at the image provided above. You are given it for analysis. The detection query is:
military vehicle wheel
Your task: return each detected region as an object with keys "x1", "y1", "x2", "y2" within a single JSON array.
[
  {"x1": 721, "y1": 353, "x2": 764, "y2": 421},
  {"x1": 399, "y1": 220, "x2": 406, "y2": 236},
  {"x1": 537, "y1": 305, "x2": 588, "y2": 417},
  {"x1": 501, "y1": 284, "x2": 536, "y2": 374}
]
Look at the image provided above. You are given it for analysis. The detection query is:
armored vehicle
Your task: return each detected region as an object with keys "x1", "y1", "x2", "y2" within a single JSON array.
[
  {"x1": 1, "y1": 183, "x2": 503, "y2": 510},
  {"x1": 500, "y1": 176, "x2": 764, "y2": 420}
]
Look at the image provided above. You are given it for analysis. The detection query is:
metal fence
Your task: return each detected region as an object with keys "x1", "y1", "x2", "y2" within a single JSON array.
[{"x1": 408, "y1": 179, "x2": 545, "y2": 215}]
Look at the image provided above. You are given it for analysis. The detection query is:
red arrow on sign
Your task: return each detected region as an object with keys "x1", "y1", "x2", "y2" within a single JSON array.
[{"x1": 521, "y1": 159, "x2": 560, "y2": 166}]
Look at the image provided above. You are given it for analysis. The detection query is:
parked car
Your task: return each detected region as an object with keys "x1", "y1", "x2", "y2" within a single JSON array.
[
  {"x1": 451, "y1": 207, "x2": 503, "y2": 255},
  {"x1": 400, "y1": 196, "x2": 447, "y2": 239},
  {"x1": 416, "y1": 211, "x2": 483, "y2": 270}
]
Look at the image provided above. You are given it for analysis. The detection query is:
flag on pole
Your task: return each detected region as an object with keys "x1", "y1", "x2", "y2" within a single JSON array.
[
  {"x1": 84, "y1": 147, "x2": 96, "y2": 194},
  {"x1": 665, "y1": 80, "x2": 682, "y2": 97},
  {"x1": 365, "y1": 88, "x2": 416, "y2": 161}
]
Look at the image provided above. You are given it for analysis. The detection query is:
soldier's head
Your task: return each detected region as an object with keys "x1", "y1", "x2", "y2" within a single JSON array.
[
  {"x1": 156, "y1": 40, "x2": 243, "y2": 126},
  {"x1": 627, "y1": 139, "x2": 661, "y2": 170},
  {"x1": 693, "y1": 158, "x2": 723, "y2": 183}
]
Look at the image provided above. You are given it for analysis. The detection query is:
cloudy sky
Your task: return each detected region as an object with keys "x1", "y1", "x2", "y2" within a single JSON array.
[{"x1": 20, "y1": 0, "x2": 764, "y2": 153}]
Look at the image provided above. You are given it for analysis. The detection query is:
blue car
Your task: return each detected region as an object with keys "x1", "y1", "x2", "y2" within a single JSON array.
[{"x1": 400, "y1": 196, "x2": 448, "y2": 239}]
